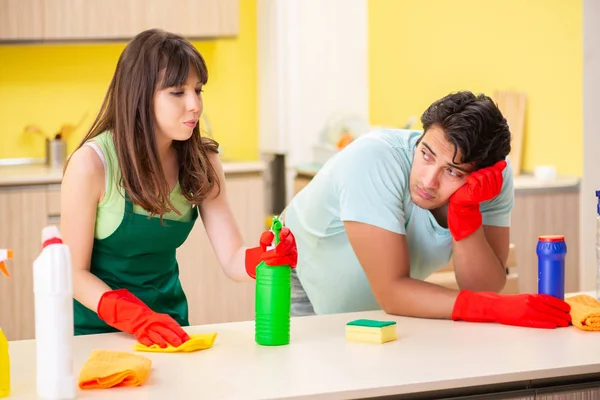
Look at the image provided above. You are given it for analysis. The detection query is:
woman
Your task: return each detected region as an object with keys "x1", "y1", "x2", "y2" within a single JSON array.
[{"x1": 61, "y1": 29, "x2": 297, "y2": 348}]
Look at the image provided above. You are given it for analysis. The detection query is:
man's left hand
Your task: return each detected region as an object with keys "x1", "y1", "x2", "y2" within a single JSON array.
[{"x1": 448, "y1": 160, "x2": 506, "y2": 241}]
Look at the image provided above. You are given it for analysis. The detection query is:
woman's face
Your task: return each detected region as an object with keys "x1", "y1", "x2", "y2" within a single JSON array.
[{"x1": 153, "y1": 65, "x2": 203, "y2": 146}]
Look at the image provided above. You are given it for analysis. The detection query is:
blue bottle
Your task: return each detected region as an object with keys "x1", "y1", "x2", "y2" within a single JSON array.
[{"x1": 537, "y1": 235, "x2": 567, "y2": 300}]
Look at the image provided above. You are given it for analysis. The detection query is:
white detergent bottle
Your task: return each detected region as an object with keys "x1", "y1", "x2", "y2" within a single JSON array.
[{"x1": 33, "y1": 225, "x2": 76, "y2": 399}]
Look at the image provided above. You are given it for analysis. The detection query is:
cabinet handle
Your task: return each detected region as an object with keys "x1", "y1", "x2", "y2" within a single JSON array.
[{"x1": 47, "y1": 215, "x2": 61, "y2": 224}]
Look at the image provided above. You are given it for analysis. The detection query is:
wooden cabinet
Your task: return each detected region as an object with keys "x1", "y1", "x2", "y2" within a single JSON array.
[
  {"x1": 536, "y1": 382, "x2": 600, "y2": 399},
  {"x1": 42, "y1": 0, "x2": 147, "y2": 40},
  {"x1": 537, "y1": 388, "x2": 600, "y2": 399},
  {"x1": 0, "y1": 187, "x2": 50, "y2": 341},
  {"x1": 45, "y1": 184, "x2": 61, "y2": 225},
  {"x1": 0, "y1": 0, "x2": 44, "y2": 40},
  {"x1": 0, "y1": 168, "x2": 265, "y2": 341},
  {"x1": 0, "y1": 0, "x2": 238, "y2": 42},
  {"x1": 143, "y1": 0, "x2": 239, "y2": 39}
]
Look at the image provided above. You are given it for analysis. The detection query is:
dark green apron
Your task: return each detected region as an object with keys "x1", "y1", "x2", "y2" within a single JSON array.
[{"x1": 74, "y1": 192, "x2": 198, "y2": 335}]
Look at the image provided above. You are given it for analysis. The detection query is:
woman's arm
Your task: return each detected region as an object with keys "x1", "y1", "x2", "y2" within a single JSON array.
[
  {"x1": 60, "y1": 145, "x2": 112, "y2": 312},
  {"x1": 199, "y1": 152, "x2": 251, "y2": 282}
]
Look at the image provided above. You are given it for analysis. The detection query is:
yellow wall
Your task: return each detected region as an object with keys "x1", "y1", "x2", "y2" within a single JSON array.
[
  {"x1": 0, "y1": 0, "x2": 257, "y2": 162},
  {"x1": 369, "y1": 0, "x2": 583, "y2": 176}
]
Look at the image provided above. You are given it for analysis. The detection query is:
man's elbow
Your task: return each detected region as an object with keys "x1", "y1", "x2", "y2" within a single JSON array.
[
  {"x1": 373, "y1": 279, "x2": 408, "y2": 315},
  {"x1": 492, "y1": 273, "x2": 508, "y2": 293},
  {"x1": 484, "y1": 276, "x2": 507, "y2": 294},
  {"x1": 377, "y1": 298, "x2": 400, "y2": 315},
  {"x1": 459, "y1": 272, "x2": 506, "y2": 293}
]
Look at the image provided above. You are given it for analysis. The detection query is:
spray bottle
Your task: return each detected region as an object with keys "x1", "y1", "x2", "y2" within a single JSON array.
[
  {"x1": 33, "y1": 226, "x2": 76, "y2": 399},
  {"x1": 0, "y1": 249, "x2": 12, "y2": 398},
  {"x1": 255, "y1": 216, "x2": 292, "y2": 346}
]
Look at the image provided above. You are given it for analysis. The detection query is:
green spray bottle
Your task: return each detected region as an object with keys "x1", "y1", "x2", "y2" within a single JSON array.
[{"x1": 255, "y1": 216, "x2": 291, "y2": 346}]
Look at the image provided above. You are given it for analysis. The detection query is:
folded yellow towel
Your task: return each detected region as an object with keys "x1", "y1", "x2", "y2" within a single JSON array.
[
  {"x1": 565, "y1": 294, "x2": 600, "y2": 331},
  {"x1": 78, "y1": 350, "x2": 152, "y2": 389},
  {"x1": 134, "y1": 333, "x2": 217, "y2": 353}
]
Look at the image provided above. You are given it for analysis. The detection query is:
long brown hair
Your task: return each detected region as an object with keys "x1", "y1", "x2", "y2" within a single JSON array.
[{"x1": 68, "y1": 28, "x2": 220, "y2": 216}]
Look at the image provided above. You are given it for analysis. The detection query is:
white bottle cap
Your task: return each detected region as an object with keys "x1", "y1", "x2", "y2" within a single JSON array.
[{"x1": 41, "y1": 225, "x2": 62, "y2": 246}]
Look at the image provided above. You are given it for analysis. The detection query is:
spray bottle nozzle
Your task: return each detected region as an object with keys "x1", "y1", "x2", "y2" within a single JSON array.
[
  {"x1": 270, "y1": 216, "x2": 283, "y2": 247},
  {"x1": 41, "y1": 226, "x2": 63, "y2": 249}
]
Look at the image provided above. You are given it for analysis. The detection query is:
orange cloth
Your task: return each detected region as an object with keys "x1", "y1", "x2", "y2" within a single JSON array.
[
  {"x1": 565, "y1": 294, "x2": 600, "y2": 331},
  {"x1": 78, "y1": 350, "x2": 152, "y2": 389},
  {"x1": 134, "y1": 333, "x2": 217, "y2": 353}
]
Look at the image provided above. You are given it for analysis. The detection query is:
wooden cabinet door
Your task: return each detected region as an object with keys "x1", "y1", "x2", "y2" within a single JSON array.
[
  {"x1": 43, "y1": 0, "x2": 147, "y2": 40},
  {"x1": 0, "y1": 188, "x2": 48, "y2": 341},
  {"x1": 216, "y1": 0, "x2": 239, "y2": 36},
  {"x1": 42, "y1": 0, "x2": 237, "y2": 40},
  {"x1": 142, "y1": 0, "x2": 238, "y2": 38},
  {"x1": 177, "y1": 173, "x2": 264, "y2": 326},
  {"x1": 144, "y1": 0, "x2": 220, "y2": 38},
  {"x1": 0, "y1": 0, "x2": 44, "y2": 40},
  {"x1": 536, "y1": 386, "x2": 600, "y2": 399}
]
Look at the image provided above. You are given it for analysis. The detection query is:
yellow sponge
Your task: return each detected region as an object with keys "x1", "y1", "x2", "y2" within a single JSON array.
[{"x1": 345, "y1": 319, "x2": 397, "y2": 344}]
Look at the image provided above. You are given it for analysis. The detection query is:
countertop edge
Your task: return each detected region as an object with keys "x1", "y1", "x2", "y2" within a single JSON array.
[
  {"x1": 221, "y1": 161, "x2": 267, "y2": 174},
  {"x1": 0, "y1": 161, "x2": 267, "y2": 188}
]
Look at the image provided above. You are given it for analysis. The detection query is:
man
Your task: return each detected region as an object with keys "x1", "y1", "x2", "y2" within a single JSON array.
[{"x1": 282, "y1": 91, "x2": 571, "y2": 329}]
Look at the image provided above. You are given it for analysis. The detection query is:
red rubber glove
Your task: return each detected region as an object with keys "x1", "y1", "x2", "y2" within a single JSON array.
[
  {"x1": 448, "y1": 160, "x2": 507, "y2": 241},
  {"x1": 451, "y1": 290, "x2": 572, "y2": 329},
  {"x1": 245, "y1": 227, "x2": 298, "y2": 279},
  {"x1": 97, "y1": 288, "x2": 191, "y2": 348}
]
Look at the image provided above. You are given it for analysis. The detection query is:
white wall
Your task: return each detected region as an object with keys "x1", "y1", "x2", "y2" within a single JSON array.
[
  {"x1": 257, "y1": 0, "x2": 369, "y2": 202},
  {"x1": 580, "y1": 0, "x2": 600, "y2": 292}
]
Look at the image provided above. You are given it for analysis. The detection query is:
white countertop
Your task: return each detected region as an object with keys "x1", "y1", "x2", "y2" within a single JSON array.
[
  {"x1": 8, "y1": 303, "x2": 600, "y2": 399},
  {"x1": 0, "y1": 161, "x2": 266, "y2": 187},
  {"x1": 512, "y1": 174, "x2": 580, "y2": 191}
]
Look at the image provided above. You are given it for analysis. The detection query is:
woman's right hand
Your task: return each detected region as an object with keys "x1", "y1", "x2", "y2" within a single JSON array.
[{"x1": 97, "y1": 288, "x2": 190, "y2": 348}]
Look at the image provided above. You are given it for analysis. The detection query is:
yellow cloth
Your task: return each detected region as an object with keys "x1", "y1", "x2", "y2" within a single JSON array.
[
  {"x1": 78, "y1": 350, "x2": 152, "y2": 389},
  {"x1": 565, "y1": 294, "x2": 600, "y2": 331},
  {"x1": 134, "y1": 333, "x2": 217, "y2": 353}
]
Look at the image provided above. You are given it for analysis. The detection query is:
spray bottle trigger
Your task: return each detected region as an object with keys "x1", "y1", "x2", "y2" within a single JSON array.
[
  {"x1": 266, "y1": 230, "x2": 275, "y2": 251},
  {"x1": 0, "y1": 262, "x2": 9, "y2": 278},
  {"x1": 0, "y1": 249, "x2": 12, "y2": 278}
]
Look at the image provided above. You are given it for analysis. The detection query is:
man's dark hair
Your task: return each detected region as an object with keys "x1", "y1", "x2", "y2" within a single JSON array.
[{"x1": 420, "y1": 91, "x2": 511, "y2": 170}]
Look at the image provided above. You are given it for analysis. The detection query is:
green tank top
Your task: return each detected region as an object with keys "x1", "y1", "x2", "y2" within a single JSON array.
[{"x1": 86, "y1": 132, "x2": 193, "y2": 239}]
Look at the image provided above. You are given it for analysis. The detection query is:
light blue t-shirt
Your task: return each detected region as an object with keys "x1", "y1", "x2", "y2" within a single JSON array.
[{"x1": 284, "y1": 129, "x2": 514, "y2": 315}]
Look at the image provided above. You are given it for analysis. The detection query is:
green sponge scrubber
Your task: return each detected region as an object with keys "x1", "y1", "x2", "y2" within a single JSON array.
[{"x1": 345, "y1": 319, "x2": 398, "y2": 343}]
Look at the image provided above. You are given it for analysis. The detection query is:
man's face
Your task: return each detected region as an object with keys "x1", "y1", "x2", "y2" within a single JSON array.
[{"x1": 409, "y1": 125, "x2": 474, "y2": 210}]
